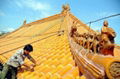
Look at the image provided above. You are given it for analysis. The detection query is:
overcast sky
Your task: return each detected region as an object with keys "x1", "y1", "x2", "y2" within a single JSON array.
[{"x1": 0, "y1": 0, "x2": 120, "y2": 44}]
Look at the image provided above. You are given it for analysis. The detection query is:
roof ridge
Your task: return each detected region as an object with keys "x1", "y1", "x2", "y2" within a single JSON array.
[
  {"x1": 69, "y1": 13, "x2": 95, "y2": 33},
  {"x1": 25, "y1": 14, "x2": 63, "y2": 27},
  {"x1": 0, "y1": 14, "x2": 64, "y2": 39}
]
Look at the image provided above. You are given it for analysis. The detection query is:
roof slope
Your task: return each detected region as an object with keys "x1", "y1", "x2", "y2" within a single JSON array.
[
  {"x1": 0, "y1": 7, "x2": 119, "y2": 79},
  {"x1": 0, "y1": 12, "x2": 88, "y2": 79}
]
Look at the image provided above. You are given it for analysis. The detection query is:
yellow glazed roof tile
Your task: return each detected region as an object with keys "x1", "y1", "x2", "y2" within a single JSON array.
[{"x1": 0, "y1": 13, "x2": 87, "y2": 79}]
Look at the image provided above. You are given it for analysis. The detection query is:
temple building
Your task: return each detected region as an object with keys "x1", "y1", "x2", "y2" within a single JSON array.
[{"x1": 0, "y1": 5, "x2": 120, "y2": 79}]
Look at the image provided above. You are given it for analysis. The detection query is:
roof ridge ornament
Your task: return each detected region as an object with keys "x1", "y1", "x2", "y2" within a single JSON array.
[
  {"x1": 61, "y1": 4, "x2": 70, "y2": 14},
  {"x1": 23, "y1": 19, "x2": 26, "y2": 25}
]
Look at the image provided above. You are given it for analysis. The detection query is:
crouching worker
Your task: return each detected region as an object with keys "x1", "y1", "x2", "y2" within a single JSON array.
[{"x1": 0, "y1": 44, "x2": 36, "y2": 79}]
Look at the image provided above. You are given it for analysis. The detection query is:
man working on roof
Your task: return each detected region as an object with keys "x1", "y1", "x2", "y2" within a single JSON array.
[{"x1": 0, "y1": 44, "x2": 36, "y2": 79}]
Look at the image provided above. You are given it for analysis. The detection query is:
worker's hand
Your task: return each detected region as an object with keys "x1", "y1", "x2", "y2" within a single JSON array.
[
  {"x1": 32, "y1": 64, "x2": 36, "y2": 67},
  {"x1": 19, "y1": 67, "x2": 24, "y2": 72},
  {"x1": 29, "y1": 64, "x2": 35, "y2": 72}
]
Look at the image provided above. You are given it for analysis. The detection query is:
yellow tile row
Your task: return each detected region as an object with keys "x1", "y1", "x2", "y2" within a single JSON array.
[{"x1": 0, "y1": 16, "x2": 86, "y2": 79}]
